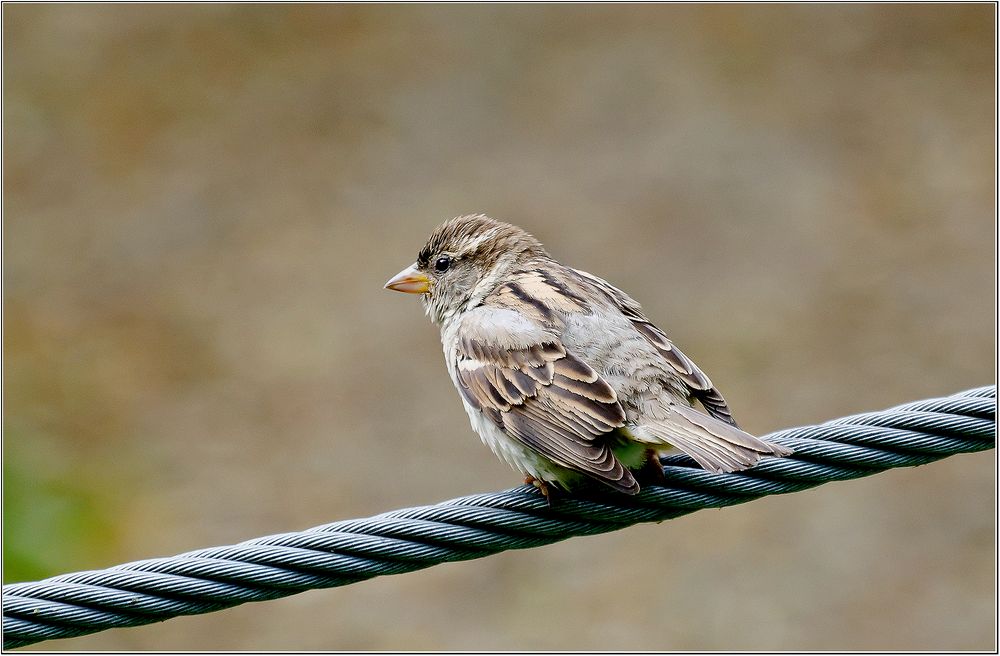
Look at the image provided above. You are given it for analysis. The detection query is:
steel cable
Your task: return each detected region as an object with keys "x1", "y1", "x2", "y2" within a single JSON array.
[{"x1": 2, "y1": 385, "x2": 994, "y2": 648}]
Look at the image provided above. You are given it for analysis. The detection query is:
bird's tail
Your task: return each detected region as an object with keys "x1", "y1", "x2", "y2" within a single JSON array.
[{"x1": 636, "y1": 403, "x2": 792, "y2": 473}]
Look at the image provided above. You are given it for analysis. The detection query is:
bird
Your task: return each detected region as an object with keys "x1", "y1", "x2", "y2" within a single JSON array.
[{"x1": 384, "y1": 214, "x2": 791, "y2": 500}]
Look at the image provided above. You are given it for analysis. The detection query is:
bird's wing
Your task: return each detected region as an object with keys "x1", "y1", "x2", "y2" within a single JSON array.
[
  {"x1": 452, "y1": 306, "x2": 638, "y2": 494},
  {"x1": 570, "y1": 268, "x2": 738, "y2": 427}
]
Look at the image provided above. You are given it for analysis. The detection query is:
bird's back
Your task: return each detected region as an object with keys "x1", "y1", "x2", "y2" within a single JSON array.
[{"x1": 486, "y1": 262, "x2": 700, "y2": 423}]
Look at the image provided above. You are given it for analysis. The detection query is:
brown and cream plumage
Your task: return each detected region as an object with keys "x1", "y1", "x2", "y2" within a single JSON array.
[{"x1": 385, "y1": 214, "x2": 791, "y2": 498}]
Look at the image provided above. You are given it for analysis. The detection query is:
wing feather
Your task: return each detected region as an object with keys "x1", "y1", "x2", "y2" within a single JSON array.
[
  {"x1": 571, "y1": 267, "x2": 739, "y2": 427},
  {"x1": 453, "y1": 306, "x2": 637, "y2": 494},
  {"x1": 641, "y1": 403, "x2": 793, "y2": 473}
]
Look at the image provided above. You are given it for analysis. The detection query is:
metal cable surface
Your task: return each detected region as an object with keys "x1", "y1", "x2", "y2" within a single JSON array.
[{"x1": 3, "y1": 386, "x2": 995, "y2": 648}]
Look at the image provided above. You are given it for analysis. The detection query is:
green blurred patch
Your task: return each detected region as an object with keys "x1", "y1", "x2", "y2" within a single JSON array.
[{"x1": 3, "y1": 426, "x2": 122, "y2": 583}]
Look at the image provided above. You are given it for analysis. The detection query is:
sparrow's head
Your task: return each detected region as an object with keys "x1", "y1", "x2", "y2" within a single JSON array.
[{"x1": 384, "y1": 214, "x2": 548, "y2": 324}]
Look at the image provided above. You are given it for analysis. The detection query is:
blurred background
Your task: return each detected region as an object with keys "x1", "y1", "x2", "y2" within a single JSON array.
[{"x1": 3, "y1": 3, "x2": 995, "y2": 650}]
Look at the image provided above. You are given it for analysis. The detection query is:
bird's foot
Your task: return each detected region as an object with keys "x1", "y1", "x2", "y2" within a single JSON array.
[
  {"x1": 524, "y1": 475, "x2": 556, "y2": 507},
  {"x1": 639, "y1": 449, "x2": 667, "y2": 486}
]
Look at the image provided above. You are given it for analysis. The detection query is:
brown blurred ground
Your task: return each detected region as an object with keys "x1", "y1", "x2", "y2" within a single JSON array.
[{"x1": 2, "y1": 3, "x2": 995, "y2": 651}]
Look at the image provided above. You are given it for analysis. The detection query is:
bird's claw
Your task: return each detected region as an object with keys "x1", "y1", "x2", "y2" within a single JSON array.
[
  {"x1": 524, "y1": 475, "x2": 556, "y2": 507},
  {"x1": 640, "y1": 448, "x2": 668, "y2": 486}
]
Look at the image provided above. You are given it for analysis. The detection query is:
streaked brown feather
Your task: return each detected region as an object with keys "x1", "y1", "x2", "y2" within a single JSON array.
[
  {"x1": 453, "y1": 305, "x2": 635, "y2": 493},
  {"x1": 545, "y1": 385, "x2": 624, "y2": 431},
  {"x1": 475, "y1": 368, "x2": 512, "y2": 410},
  {"x1": 504, "y1": 405, "x2": 636, "y2": 493},
  {"x1": 508, "y1": 269, "x2": 590, "y2": 313},
  {"x1": 498, "y1": 367, "x2": 536, "y2": 397},
  {"x1": 532, "y1": 397, "x2": 603, "y2": 439},
  {"x1": 487, "y1": 366, "x2": 523, "y2": 404},
  {"x1": 498, "y1": 282, "x2": 556, "y2": 323},
  {"x1": 552, "y1": 373, "x2": 618, "y2": 404},
  {"x1": 552, "y1": 354, "x2": 600, "y2": 382}
]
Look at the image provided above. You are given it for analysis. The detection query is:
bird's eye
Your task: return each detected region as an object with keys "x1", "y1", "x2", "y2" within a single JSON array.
[{"x1": 434, "y1": 256, "x2": 451, "y2": 273}]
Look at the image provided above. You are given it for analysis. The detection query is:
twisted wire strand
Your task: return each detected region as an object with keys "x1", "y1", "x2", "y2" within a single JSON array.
[{"x1": 3, "y1": 386, "x2": 994, "y2": 649}]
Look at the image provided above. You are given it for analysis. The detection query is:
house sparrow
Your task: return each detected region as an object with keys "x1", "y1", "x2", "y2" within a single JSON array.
[{"x1": 385, "y1": 214, "x2": 791, "y2": 498}]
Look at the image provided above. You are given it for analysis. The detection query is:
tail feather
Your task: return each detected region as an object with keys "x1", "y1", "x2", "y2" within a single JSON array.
[{"x1": 640, "y1": 403, "x2": 792, "y2": 473}]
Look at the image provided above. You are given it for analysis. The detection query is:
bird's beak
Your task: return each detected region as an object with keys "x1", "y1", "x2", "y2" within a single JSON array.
[{"x1": 384, "y1": 264, "x2": 431, "y2": 294}]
